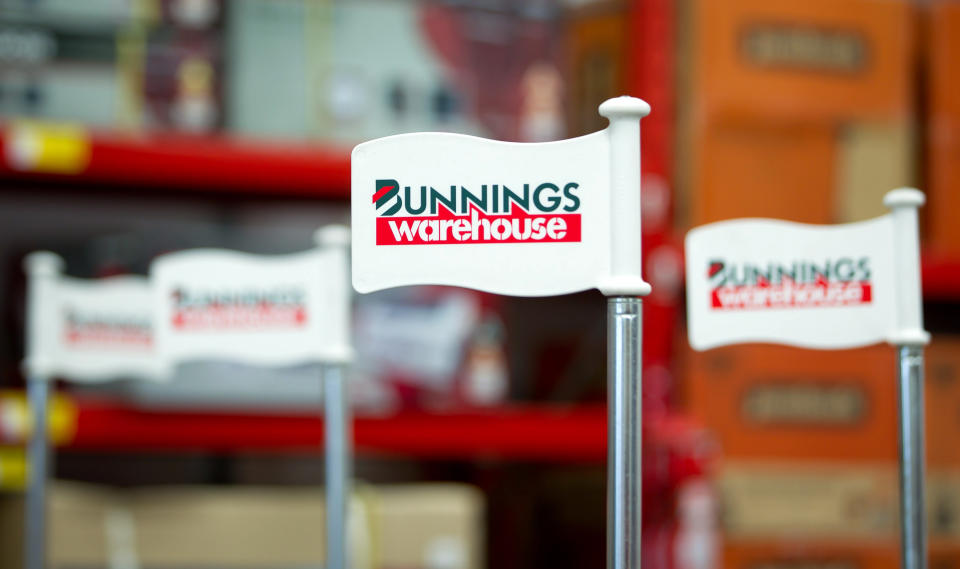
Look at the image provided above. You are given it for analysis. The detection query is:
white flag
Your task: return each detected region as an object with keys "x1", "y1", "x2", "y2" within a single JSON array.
[
  {"x1": 684, "y1": 204, "x2": 924, "y2": 351},
  {"x1": 351, "y1": 97, "x2": 652, "y2": 297},
  {"x1": 152, "y1": 246, "x2": 351, "y2": 371},
  {"x1": 23, "y1": 252, "x2": 160, "y2": 382}
]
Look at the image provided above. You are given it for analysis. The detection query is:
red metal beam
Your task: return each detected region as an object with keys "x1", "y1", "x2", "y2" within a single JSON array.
[
  {"x1": 0, "y1": 126, "x2": 352, "y2": 197},
  {"x1": 922, "y1": 250, "x2": 960, "y2": 301},
  {"x1": 64, "y1": 399, "x2": 609, "y2": 462}
]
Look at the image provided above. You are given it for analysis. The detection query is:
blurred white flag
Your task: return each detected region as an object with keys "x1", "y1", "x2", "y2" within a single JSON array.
[
  {"x1": 685, "y1": 216, "x2": 898, "y2": 350},
  {"x1": 24, "y1": 259, "x2": 160, "y2": 381},
  {"x1": 152, "y1": 247, "x2": 351, "y2": 371}
]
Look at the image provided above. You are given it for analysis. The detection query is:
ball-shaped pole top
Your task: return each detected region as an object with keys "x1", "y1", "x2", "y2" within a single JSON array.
[
  {"x1": 598, "y1": 96, "x2": 651, "y2": 120},
  {"x1": 23, "y1": 251, "x2": 64, "y2": 277},
  {"x1": 884, "y1": 187, "x2": 925, "y2": 209}
]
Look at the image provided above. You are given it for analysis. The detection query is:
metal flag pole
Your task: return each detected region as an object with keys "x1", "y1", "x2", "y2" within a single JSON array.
[
  {"x1": 315, "y1": 226, "x2": 353, "y2": 569},
  {"x1": 898, "y1": 343, "x2": 926, "y2": 569},
  {"x1": 884, "y1": 189, "x2": 931, "y2": 569},
  {"x1": 22, "y1": 252, "x2": 64, "y2": 569},
  {"x1": 323, "y1": 363, "x2": 351, "y2": 569},
  {"x1": 598, "y1": 97, "x2": 652, "y2": 569},
  {"x1": 26, "y1": 377, "x2": 50, "y2": 569}
]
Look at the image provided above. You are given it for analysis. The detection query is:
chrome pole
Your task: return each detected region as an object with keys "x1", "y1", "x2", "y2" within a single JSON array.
[
  {"x1": 25, "y1": 377, "x2": 50, "y2": 569},
  {"x1": 897, "y1": 345, "x2": 926, "y2": 569},
  {"x1": 324, "y1": 364, "x2": 350, "y2": 569},
  {"x1": 607, "y1": 296, "x2": 643, "y2": 569}
]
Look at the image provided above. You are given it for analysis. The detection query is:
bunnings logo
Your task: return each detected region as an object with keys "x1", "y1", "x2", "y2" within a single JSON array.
[
  {"x1": 373, "y1": 178, "x2": 582, "y2": 245},
  {"x1": 64, "y1": 309, "x2": 152, "y2": 348},
  {"x1": 708, "y1": 257, "x2": 873, "y2": 310},
  {"x1": 171, "y1": 286, "x2": 307, "y2": 330}
]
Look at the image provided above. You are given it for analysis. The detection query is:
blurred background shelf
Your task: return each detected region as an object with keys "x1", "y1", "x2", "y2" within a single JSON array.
[
  {"x1": 922, "y1": 251, "x2": 960, "y2": 301},
  {"x1": 0, "y1": 394, "x2": 708, "y2": 467},
  {"x1": 0, "y1": 125, "x2": 352, "y2": 196}
]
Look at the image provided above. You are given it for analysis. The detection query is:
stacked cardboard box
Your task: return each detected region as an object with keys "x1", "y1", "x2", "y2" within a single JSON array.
[
  {"x1": 0, "y1": 482, "x2": 484, "y2": 569},
  {"x1": 925, "y1": 1, "x2": 960, "y2": 256},
  {"x1": 681, "y1": 0, "x2": 915, "y2": 228},
  {"x1": 680, "y1": 1, "x2": 928, "y2": 565},
  {"x1": 686, "y1": 336, "x2": 960, "y2": 567}
]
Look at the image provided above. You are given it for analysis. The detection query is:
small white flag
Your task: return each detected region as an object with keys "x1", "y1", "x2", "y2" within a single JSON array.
[
  {"x1": 152, "y1": 239, "x2": 351, "y2": 371},
  {"x1": 23, "y1": 253, "x2": 160, "y2": 382},
  {"x1": 351, "y1": 97, "x2": 652, "y2": 297},
  {"x1": 685, "y1": 189, "x2": 929, "y2": 350}
]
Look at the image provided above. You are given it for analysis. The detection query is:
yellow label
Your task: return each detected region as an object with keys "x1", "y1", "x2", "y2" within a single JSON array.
[
  {"x1": 0, "y1": 447, "x2": 26, "y2": 490},
  {"x1": 6, "y1": 121, "x2": 91, "y2": 174},
  {"x1": 0, "y1": 390, "x2": 78, "y2": 445}
]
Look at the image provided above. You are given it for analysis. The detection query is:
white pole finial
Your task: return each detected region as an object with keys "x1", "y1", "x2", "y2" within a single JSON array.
[
  {"x1": 24, "y1": 251, "x2": 64, "y2": 278},
  {"x1": 597, "y1": 96, "x2": 652, "y2": 297},
  {"x1": 23, "y1": 251, "x2": 64, "y2": 379},
  {"x1": 884, "y1": 188, "x2": 930, "y2": 347},
  {"x1": 315, "y1": 224, "x2": 354, "y2": 364}
]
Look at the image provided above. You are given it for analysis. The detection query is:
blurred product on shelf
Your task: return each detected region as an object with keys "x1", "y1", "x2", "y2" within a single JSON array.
[
  {"x1": 681, "y1": 0, "x2": 916, "y2": 228},
  {"x1": 685, "y1": 344, "x2": 897, "y2": 462},
  {"x1": 140, "y1": 26, "x2": 224, "y2": 132},
  {"x1": 925, "y1": 0, "x2": 960, "y2": 256},
  {"x1": 0, "y1": 481, "x2": 484, "y2": 569},
  {"x1": 229, "y1": 0, "x2": 539, "y2": 142},
  {"x1": 0, "y1": 19, "x2": 123, "y2": 127},
  {"x1": 353, "y1": 287, "x2": 508, "y2": 411},
  {"x1": 0, "y1": 0, "x2": 226, "y2": 132},
  {"x1": 117, "y1": 286, "x2": 508, "y2": 412}
]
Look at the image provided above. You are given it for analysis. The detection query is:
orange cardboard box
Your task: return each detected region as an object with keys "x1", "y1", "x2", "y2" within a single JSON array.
[
  {"x1": 927, "y1": 125, "x2": 960, "y2": 255},
  {"x1": 693, "y1": 0, "x2": 914, "y2": 123},
  {"x1": 931, "y1": 543, "x2": 960, "y2": 569},
  {"x1": 691, "y1": 121, "x2": 836, "y2": 226},
  {"x1": 685, "y1": 344, "x2": 898, "y2": 462},
  {"x1": 928, "y1": 1, "x2": 960, "y2": 121},
  {"x1": 926, "y1": 336, "x2": 960, "y2": 468},
  {"x1": 926, "y1": 2, "x2": 960, "y2": 254},
  {"x1": 566, "y1": 6, "x2": 627, "y2": 137},
  {"x1": 719, "y1": 462, "x2": 898, "y2": 540},
  {"x1": 724, "y1": 541, "x2": 900, "y2": 569}
]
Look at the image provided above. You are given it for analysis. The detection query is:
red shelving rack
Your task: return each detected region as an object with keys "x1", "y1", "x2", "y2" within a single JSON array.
[
  {"x1": 0, "y1": 124, "x2": 352, "y2": 197},
  {"x1": 25, "y1": 398, "x2": 609, "y2": 461}
]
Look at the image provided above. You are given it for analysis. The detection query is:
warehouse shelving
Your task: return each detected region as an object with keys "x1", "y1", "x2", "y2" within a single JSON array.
[
  {"x1": 0, "y1": 395, "x2": 605, "y2": 460},
  {"x1": 2, "y1": 123, "x2": 958, "y2": 470},
  {"x1": 3, "y1": 125, "x2": 956, "y2": 296},
  {"x1": 0, "y1": 125, "x2": 351, "y2": 197},
  {"x1": 0, "y1": 393, "x2": 710, "y2": 471}
]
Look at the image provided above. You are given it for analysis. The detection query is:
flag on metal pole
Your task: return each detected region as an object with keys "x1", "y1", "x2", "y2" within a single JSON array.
[
  {"x1": 21, "y1": 252, "x2": 162, "y2": 569},
  {"x1": 351, "y1": 96, "x2": 652, "y2": 569},
  {"x1": 351, "y1": 97, "x2": 651, "y2": 297},
  {"x1": 684, "y1": 188, "x2": 930, "y2": 569},
  {"x1": 23, "y1": 253, "x2": 161, "y2": 382},
  {"x1": 151, "y1": 238, "x2": 352, "y2": 372},
  {"x1": 150, "y1": 227, "x2": 355, "y2": 569},
  {"x1": 685, "y1": 190, "x2": 929, "y2": 351}
]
